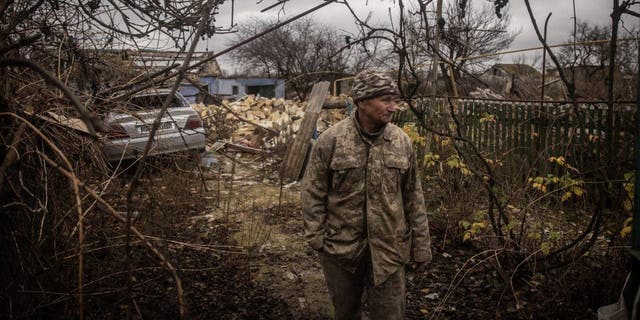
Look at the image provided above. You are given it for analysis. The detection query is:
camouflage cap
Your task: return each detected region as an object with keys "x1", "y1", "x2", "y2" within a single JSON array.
[{"x1": 350, "y1": 70, "x2": 399, "y2": 103}]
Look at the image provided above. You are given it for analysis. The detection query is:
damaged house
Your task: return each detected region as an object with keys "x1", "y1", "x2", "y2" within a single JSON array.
[
  {"x1": 547, "y1": 65, "x2": 635, "y2": 100},
  {"x1": 120, "y1": 50, "x2": 286, "y2": 103},
  {"x1": 190, "y1": 77, "x2": 286, "y2": 102},
  {"x1": 179, "y1": 75, "x2": 286, "y2": 104},
  {"x1": 479, "y1": 63, "x2": 566, "y2": 100}
]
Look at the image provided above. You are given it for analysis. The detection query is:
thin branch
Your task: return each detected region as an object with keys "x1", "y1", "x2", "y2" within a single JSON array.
[
  {"x1": 124, "y1": 2, "x2": 219, "y2": 316},
  {"x1": 0, "y1": 58, "x2": 104, "y2": 135},
  {"x1": 0, "y1": 113, "x2": 85, "y2": 319},
  {"x1": 40, "y1": 153, "x2": 186, "y2": 318},
  {"x1": 522, "y1": 0, "x2": 576, "y2": 101},
  {"x1": 0, "y1": 122, "x2": 25, "y2": 194}
]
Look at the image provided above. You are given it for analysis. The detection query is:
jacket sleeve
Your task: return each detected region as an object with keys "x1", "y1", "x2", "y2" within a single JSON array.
[
  {"x1": 301, "y1": 135, "x2": 332, "y2": 251},
  {"x1": 402, "y1": 141, "x2": 432, "y2": 263}
]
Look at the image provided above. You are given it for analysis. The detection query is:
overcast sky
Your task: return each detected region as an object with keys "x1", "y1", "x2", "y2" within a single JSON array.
[{"x1": 202, "y1": 0, "x2": 640, "y2": 73}]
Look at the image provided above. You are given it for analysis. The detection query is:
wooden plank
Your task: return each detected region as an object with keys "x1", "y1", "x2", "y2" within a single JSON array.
[
  {"x1": 511, "y1": 103, "x2": 518, "y2": 154},
  {"x1": 511, "y1": 102, "x2": 518, "y2": 153},
  {"x1": 322, "y1": 97, "x2": 348, "y2": 109},
  {"x1": 545, "y1": 103, "x2": 554, "y2": 176},
  {"x1": 595, "y1": 105, "x2": 603, "y2": 161},
  {"x1": 467, "y1": 100, "x2": 476, "y2": 141},
  {"x1": 522, "y1": 104, "x2": 528, "y2": 158},
  {"x1": 492, "y1": 103, "x2": 499, "y2": 155},
  {"x1": 467, "y1": 101, "x2": 473, "y2": 142},
  {"x1": 566, "y1": 105, "x2": 576, "y2": 174},
  {"x1": 462, "y1": 100, "x2": 469, "y2": 138},
  {"x1": 610, "y1": 105, "x2": 617, "y2": 163},
  {"x1": 535, "y1": 103, "x2": 544, "y2": 170},
  {"x1": 526, "y1": 103, "x2": 533, "y2": 158},
  {"x1": 559, "y1": 104, "x2": 568, "y2": 176},
  {"x1": 523, "y1": 103, "x2": 529, "y2": 156},
  {"x1": 437, "y1": 98, "x2": 444, "y2": 133},
  {"x1": 579, "y1": 105, "x2": 587, "y2": 167},
  {"x1": 518, "y1": 104, "x2": 525, "y2": 157},
  {"x1": 487, "y1": 102, "x2": 496, "y2": 153},
  {"x1": 480, "y1": 101, "x2": 489, "y2": 150},
  {"x1": 516, "y1": 103, "x2": 523, "y2": 156},
  {"x1": 497, "y1": 102, "x2": 504, "y2": 154},
  {"x1": 470, "y1": 100, "x2": 477, "y2": 145},
  {"x1": 547, "y1": 103, "x2": 554, "y2": 157},
  {"x1": 585, "y1": 104, "x2": 593, "y2": 161},
  {"x1": 506, "y1": 102, "x2": 513, "y2": 153},
  {"x1": 549, "y1": 103, "x2": 558, "y2": 158},
  {"x1": 280, "y1": 81, "x2": 331, "y2": 181},
  {"x1": 476, "y1": 101, "x2": 482, "y2": 149},
  {"x1": 496, "y1": 102, "x2": 502, "y2": 152},
  {"x1": 477, "y1": 101, "x2": 483, "y2": 147}
]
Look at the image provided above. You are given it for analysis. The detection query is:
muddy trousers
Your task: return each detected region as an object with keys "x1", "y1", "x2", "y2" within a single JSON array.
[{"x1": 319, "y1": 251, "x2": 406, "y2": 320}]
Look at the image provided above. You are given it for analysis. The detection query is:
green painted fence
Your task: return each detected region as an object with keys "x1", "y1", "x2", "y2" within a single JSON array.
[{"x1": 394, "y1": 98, "x2": 636, "y2": 172}]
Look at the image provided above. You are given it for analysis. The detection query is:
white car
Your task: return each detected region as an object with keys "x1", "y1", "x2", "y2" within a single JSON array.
[{"x1": 102, "y1": 89, "x2": 206, "y2": 162}]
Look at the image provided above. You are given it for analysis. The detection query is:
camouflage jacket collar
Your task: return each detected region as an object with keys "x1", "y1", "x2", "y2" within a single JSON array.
[{"x1": 350, "y1": 110, "x2": 392, "y2": 145}]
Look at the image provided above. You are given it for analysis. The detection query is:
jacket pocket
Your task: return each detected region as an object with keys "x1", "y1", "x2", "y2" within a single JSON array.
[
  {"x1": 383, "y1": 155, "x2": 409, "y2": 194},
  {"x1": 330, "y1": 158, "x2": 362, "y2": 193},
  {"x1": 323, "y1": 223, "x2": 361, "y2": 261}
]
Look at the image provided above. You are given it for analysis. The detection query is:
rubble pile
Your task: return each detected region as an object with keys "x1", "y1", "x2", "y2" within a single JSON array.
[{"x1": 193, "y1": 95, "x2": 349, "y2": 151}]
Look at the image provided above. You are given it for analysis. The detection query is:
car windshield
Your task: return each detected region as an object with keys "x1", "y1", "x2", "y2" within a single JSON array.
[{"x1": 124, "y1": 94, "x2": 185, "y2": 111}]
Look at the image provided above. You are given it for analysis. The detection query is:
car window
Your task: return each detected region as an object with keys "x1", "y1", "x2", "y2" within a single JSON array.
[{"x1": 124, "y1": 94, "x2": 185, "y2": 110}]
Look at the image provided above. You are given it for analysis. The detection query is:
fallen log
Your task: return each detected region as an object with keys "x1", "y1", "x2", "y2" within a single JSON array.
[{"x1": 322, "y1": 95, "x2": 350, "y2": 109}]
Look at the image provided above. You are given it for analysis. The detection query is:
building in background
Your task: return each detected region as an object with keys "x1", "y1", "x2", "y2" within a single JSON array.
[{"x1": 181, "y1": 77, "x2": 286, "y2": 103}]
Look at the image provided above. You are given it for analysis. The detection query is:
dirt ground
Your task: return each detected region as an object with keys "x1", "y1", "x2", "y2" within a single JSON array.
[
  {"x1": 160, "y1": 155, "x2": 627, "y2": 320},
  {"x1": 195, "y1": 169, "x2": 334, "y2": 319},
  {"x1": 82, "y1": 155, "x2": 629, "y2": 320}
]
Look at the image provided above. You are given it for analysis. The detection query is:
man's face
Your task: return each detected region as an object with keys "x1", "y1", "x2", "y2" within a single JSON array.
[{"x1": 357, "y1": 94, "x2": 398, "y2": 131}]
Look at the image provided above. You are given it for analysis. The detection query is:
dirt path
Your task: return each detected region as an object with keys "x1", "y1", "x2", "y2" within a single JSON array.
[
  {"x1": 185, "y1": 163, "x2": 619, "y2": 320},
  {"x1": 198, "y1": 178, "x2": 333, "y2": 319}
]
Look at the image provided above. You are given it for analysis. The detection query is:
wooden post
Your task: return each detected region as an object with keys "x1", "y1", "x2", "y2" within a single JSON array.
[{"x1": 280, "y1": 81, "x2": 331, "y2": 181}]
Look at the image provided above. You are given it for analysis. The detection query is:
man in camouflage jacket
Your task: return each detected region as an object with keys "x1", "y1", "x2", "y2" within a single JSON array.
[{"x1": 302, "y1": 70, "x2": 432, "y2": 319}]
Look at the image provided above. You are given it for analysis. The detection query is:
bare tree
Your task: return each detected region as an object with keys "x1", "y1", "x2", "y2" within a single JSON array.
[
  {"x1": 439, "y1": 0, "x2": 517, "y2": 71},
  {"x1": 558, "y1": 20, "x2": 638, "y2": 74},
  {"x1": 231, "y1": 17, "x2": 350, "y2": 99},
  {"x1": 393, "y1": 0, "x2": 517, "y2": 77}
]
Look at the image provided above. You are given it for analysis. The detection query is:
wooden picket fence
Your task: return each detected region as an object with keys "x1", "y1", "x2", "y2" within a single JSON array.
[{"x1": 394, "y1": 98, "x2": 636, "y2": 172}]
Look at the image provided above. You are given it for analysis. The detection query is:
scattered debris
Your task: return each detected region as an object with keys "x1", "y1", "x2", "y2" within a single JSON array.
[
  {"x1": 192, "y1": 93, "x2": 348, "y2": 153},
  {"x1": 425, "y1": 293, "x2": 440, "y2": 300}
]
